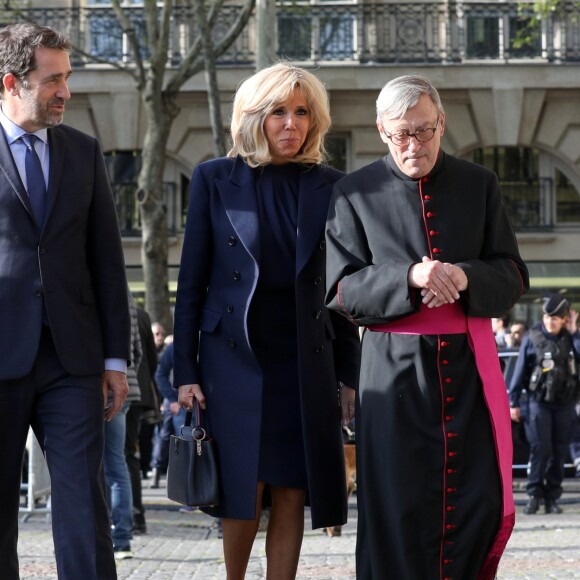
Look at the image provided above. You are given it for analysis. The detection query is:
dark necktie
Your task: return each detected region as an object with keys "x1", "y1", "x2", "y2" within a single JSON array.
[{"x1": 21, "y1": 133, "x2": 47, "y2": 227}]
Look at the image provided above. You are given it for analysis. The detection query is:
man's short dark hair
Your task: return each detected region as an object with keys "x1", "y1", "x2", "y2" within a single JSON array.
[{"x1": 0, "y1": 23, "x2": 70, "y2": 95}]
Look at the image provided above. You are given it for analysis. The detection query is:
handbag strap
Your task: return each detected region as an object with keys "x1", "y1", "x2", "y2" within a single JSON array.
[
  {"x1": 184, "y1": 398, "x2": 203, "y2": 427},
  {"x1": 183, "y1": 399, "x2": 209, "y2": 441}
]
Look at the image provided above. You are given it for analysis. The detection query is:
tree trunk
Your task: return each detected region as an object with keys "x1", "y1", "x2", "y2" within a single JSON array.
[
  {"x1": 196, "y1": 0, "x2": 227, "y2": 157},
  {"x1": 256, "y1": 0, "x2": 277, "y2": 70},
  {"x1": 139, "y1": 93, "x2": 176, "y2": 333}
]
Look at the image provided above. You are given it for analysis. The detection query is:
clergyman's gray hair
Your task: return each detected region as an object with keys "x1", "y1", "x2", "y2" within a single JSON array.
[{"x1": 376, "y1": 75, "x2": 444, "y2": 123}]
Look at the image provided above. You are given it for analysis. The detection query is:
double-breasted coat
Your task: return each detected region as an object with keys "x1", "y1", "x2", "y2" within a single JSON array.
[
  {"x1": 325, "y1": 152, "x2": 529, "y2": 579},
  {"x1": 173, "y1": 156, "x2": 360, "y2": 528}
]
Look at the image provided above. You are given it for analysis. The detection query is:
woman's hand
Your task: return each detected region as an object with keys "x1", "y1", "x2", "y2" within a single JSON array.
[{"x1": 178, "y1": 383, "x2": 206, "y2": 411}]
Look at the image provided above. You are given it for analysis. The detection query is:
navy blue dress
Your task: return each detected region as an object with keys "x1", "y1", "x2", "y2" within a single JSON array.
[{"x1": 248, "y1": 163, "x2": 307, "y2": 489}]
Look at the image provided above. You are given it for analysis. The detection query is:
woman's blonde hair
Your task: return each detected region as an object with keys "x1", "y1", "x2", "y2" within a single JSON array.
[{"x1": 228, "y1": 63, "x2": 331, "y2": 167}]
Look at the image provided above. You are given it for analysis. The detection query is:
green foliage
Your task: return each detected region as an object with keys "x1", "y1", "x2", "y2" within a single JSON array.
[{"x1": 512, "y1": 0, "x2": 569, "y2": 50}]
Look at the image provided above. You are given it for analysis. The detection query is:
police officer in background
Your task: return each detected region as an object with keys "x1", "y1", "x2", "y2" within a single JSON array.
[{"x1": 509, "y1": 294, "x2": 580, "y2": 514}]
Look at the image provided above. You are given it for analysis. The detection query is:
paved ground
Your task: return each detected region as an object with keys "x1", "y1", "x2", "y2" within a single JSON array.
[{"x1": 17, "y1": 479, "x2": 580, "y2": 579}]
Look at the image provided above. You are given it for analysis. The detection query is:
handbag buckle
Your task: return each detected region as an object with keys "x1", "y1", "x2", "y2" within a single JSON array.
[{"x1": 193, "y1": 426, "x2": 206, "y2": 456}]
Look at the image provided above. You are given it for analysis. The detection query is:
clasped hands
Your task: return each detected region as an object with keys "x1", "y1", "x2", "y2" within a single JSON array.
[{"x1": 408, "y1": 256, "x2": 468, "y2": 308}]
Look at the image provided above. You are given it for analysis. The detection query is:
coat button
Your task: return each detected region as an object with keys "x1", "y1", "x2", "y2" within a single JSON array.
[
  {"x1": 228, "y1": 236, "x2": 237, "y2": 246},
  {"x1": 39, "y1": 247, "x2": 46, "y2": 255},
  {"x1": 314, "y1": 310, "x2": 322, "y2": 320},
  {"x1": 227, "y1": 339, "x2": 236, "y2": 348},
  {"x1": 314, "y1": 344, "x2": 324, "y2": 354},
  {"x1": 426, "y1": 211, "x2": 435, "y2": 218},
  {"x1": 319, "y1": 240, "x2": 326, "y2": 249},
  {"x1": 424, "y1": 195, "x2": 431, "y2": 200},
  {"x1": 34, "y1": 289, "x2": 42, "y2": 297},
  {"x1": 233, "y1": 271, "x2": 241, "y2": 281},
  {"x1": 314, "y1": 276, "x2": 322, "y2": 286},
  {"x1": 227, "y1": 305, "x2": 234, "y2": 313},
  {"x1": 429, "y1": 230, "x2": 438, "y2": 236},
  {"x1": 432, "y1": 247, "x2": 441, "y2": 254}
]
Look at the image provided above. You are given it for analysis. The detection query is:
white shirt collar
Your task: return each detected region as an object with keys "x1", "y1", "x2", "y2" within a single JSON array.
[{"x1": 0, "y1": 104, "x2": 49, "y2": 146}]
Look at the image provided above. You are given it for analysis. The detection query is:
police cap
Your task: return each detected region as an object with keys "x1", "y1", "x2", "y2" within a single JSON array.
[{"x1": 542, "y1": 293, "x2": 570, "y2": 318}]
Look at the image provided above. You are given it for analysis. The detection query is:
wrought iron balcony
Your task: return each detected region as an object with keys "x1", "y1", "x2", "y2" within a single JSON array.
[
  {"x1": 5, "y1": 1, "x2": 580, "y2": 65},
  {"x1": 502, "y1": 178, "x2": 554, "y2": 232}
]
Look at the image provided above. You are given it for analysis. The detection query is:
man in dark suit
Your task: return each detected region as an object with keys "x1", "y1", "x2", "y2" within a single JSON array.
[{"x1": 0, "y1": 23, "x2": 130, "y2": 579}]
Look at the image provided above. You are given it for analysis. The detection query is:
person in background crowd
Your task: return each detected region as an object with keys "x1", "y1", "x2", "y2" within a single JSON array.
[
  {"x1": 150, "y1": 341, "x2": 183, "y2": 489},
  {"x1": 325, "y1": 74, "x2": 528, "y2": 579},
  {"x1": 173, "y1": 63, "x2": 360, "y2": 580},
  {"x1": 103, "y1": 290, "x2": 142, "y2": 560},
  {"x1": 506, "y1": 321, "x2": 527, "y2": 350},
  {"x1": 492, "y1": 316, "x2": 511, "y2": 349},
  {"x1": 0, "y1": 23, "x2": 130, "y2": 579},
  {"x1": 144, "y1": 321, "x2": 169, "y2": 481},
  {"x1": 509, "y1": 294, "x2": 580, "y2": 514},
  {"x1": 128, "y1": 304, "x2": 161, "y2": 534},
  {"x1": 570, "y1": 403, "x2": 580, "y2": 478},
  {"x1": 151, "y1": 322, "x2": 166, "y2": 355}
]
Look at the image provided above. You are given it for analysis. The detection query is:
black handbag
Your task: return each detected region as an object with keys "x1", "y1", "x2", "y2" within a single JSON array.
[{"x1": 166, "y1": 400, "x2": 220, "y2": 507}]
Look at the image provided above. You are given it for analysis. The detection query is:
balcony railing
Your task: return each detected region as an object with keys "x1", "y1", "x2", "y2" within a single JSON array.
[
  {"x1": 5, "y1": 1, "x2": 580, "y2": 65},
  {"x1": 502, "y1": 177, "x2": 555, "y2": 232}
]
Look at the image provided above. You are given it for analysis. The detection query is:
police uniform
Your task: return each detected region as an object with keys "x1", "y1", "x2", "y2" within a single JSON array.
[{"x1": 509, "y1": 295, "x2": 580, "y2": 513}]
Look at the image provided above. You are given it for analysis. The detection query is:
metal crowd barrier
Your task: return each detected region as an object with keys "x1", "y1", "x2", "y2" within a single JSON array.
[{"x1": 20, "y1": 429, "x2": 51, "y2": 522}]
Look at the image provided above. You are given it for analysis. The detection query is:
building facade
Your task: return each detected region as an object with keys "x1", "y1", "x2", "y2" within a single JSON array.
[{"x1": 4, "y1": 0, "x2": 580, "y2": 323}]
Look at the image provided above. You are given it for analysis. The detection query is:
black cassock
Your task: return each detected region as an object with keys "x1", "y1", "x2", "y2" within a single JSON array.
[{"x1": 325, "y1": 152, "x2": 529, "y2": 580}]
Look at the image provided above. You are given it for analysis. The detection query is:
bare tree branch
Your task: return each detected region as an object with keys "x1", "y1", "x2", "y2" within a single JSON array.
[
  {"x1": 165, "y1": 0, "x2": 256, "y2": 94},
  {"x1": 70, "y1": 45, "x2": 140, "y2": 82},
  {"x1": 111, "y1": 0, "x2": 147, "y2": 89}
]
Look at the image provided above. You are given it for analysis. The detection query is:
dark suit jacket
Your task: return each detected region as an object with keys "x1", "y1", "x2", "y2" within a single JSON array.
[
  {"x1": 173, "y1": 156, "x2": 360, "y2": 528},
  {"x1": 0, "y1": 123, "x2": 130, "y2": 380}
]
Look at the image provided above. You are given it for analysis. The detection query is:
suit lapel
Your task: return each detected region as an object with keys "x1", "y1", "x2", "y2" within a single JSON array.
[
  {"x1": 217, "y1": 157, "x2": 261, "y2": 264},
  {"x1": 296, "y1": 166, "x2": 330, "y2": 274},
  {"x1": 45, "y1": 127, "x2": 65, "y2": 230}
]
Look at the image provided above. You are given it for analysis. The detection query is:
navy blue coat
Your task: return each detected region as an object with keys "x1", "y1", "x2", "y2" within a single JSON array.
[{"x1": 173, "y1": 156, "x2": 360, "y2": 528}]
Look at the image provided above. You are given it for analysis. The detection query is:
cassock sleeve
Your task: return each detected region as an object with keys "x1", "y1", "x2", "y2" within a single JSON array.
[
  {"x1": 454, "y1": 174, "x2": 529, "y2": 317},
  {"x1": 325, "y1": 182, "x2": 418, "y2": 326}
]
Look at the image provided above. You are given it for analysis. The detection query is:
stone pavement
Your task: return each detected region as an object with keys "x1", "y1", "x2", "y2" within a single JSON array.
[{"x1": 17, "y1": 479, "x2": 580, "y2": 579}]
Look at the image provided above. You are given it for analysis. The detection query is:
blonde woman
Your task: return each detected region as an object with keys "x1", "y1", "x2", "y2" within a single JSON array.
[{"x1": 173, "y1": 63, "x2": 360, "y2": 579}]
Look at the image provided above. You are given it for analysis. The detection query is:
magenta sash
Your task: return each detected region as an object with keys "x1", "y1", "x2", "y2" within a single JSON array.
[{"x1": 368, "y1": 302, "x2": 514, "y2": 579}]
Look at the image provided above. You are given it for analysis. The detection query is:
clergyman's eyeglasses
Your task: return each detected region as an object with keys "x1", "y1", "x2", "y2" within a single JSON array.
[{"x1": 383, "y1": 117, "x2": 440, "y2": 146}]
